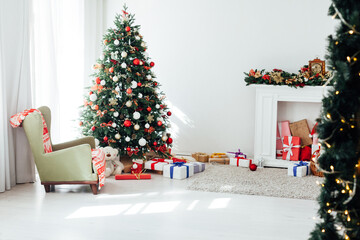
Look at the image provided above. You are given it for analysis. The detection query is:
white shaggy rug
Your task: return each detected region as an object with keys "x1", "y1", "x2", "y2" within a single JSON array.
[{"x1": 186, "y1": 164, "x2": 322, "y2": 200}]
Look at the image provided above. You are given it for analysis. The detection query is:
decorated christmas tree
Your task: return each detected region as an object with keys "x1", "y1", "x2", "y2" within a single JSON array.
[
  {"x1": 80, "y1": 6, "x2": 172, "y2": 159},
  {"x1": 310, "y1": 1, "x2": 360, "y2": 239}
]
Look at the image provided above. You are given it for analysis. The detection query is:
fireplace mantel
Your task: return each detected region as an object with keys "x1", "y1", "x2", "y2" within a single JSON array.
[{"x1": 252, "y1": 85, "x2": 331, "y2": 168}]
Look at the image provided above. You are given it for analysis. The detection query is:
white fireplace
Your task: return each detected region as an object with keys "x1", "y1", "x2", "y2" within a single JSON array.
[{"x1": 253, "y1": 85, "x2": 331, "y2": 168}]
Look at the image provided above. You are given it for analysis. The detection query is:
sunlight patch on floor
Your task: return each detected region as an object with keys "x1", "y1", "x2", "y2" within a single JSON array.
[
  {"x1": 66, "y1": 204, "x2": 131, "y2": 219},
  {"x1": 187, "y1": 200, "x2": 199, "y2": 211},
  {"x1": 141, "y1": 201, "x2": 180, "y2": 214},
  {"x1": 208, "y1": 198, "x2": 231, "y2": 209},
  {"x1": 124, "y1": 203, "x2": 147, "y2": 215}
]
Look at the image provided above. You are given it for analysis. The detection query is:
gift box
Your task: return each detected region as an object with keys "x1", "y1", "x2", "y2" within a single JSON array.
[
  {"x1": 163, "y1": 162, "x2": 194, "y2": 180},
  {"x1": 131, "y1": 159, "x2": 143, "y2": 174},
  {"x1": 299, "y1": 146, "x2": 311, "y2": 161},
  {"x1": 209, "y1": 158, "x2": 230, "y2": 164},
  {"x1": 227, "y1": 149, "x2": 246, "y2": 159},
  {"x1": 278, "y1": 121, "x2": 291, "y2": 138},
  {"x1": 282, "y1": 136, "x2": 301, "y2": 161},
  {"x1": 276, "y1": 125, "x2": 283, "y2": 158},
  {"x1": 288, "y1": 161, "x2": 309, "y2": 177},
  {"x1": 191, "y1": 162, "x2": 205, "y2": 173},
  {"x1": 230, "y1": 157, "x2": 250, "y2": 167},
  {"x1": 171, "y1": 157, "x2": 187, "y2": 163},
  {"x1": 192, "y1": 152, "x2": 209, "y2": 162},
  {"x1": 144, "y1": 159, "x2": 172, "y2": 171},
  {"x1": 115, "y1": 174, "x2": 151, "y2": 180},
  {"x1": 290, "y1": 119, "x2": 312, "y2": 146},
  {"x1": 210, "y1": 153, "x2": 228, "y2": 158}
]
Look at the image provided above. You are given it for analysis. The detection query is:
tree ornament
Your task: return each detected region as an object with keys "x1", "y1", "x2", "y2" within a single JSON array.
[
  {"x1": 133, "y1": 111, "x2": 140, "y2": 120},
  {"x1": 126, "y1": 78, "x2": 131, "y2": 83},
  {"x1": 155, "y1": 104, "x2": 160, "y2": 109},
  {"x1": 125, "y1": 26, "x2": 131, "y2": 32},
  {"x1": 134, "y1": 124, "x2": 140, "y2": 130},
  {"x1": 109, "y1": 98, "x2": 118, "y2": 105},
  {"x1": 133, "y1": 59, "x2": 140, "y2": 65},
  {"x1": 119, "y1": 114, "x2": 124, "y2": 119},
  {"x1": 100, "y1": 80, "x2": 106, "y2": 86},
  {"x1": 154, "y1": 82, "x2": 158, "y2": 86},
  {"x1": 131, "y1": 81, "x2": 138, "y2": 89},
  {"x1": 115, "y1": 133, "x2": 121, "y2": 139},
  {"x1": 249, "y1": 163, "x2": 257, "y2": 171},
  {"x1": 93, "y1": 105, "x2": 99, "y2": 110},
  {"x1": 121, "y1": 62, "x2": 127, "y2": 68},
  {"x1": 138, "y1": 93, "x2": 143, "y2": 98},
  {"x1": 96, "y1": 77, "x2": 101, "y2": 84},
  {"x1": 162, "y1": 135, "x2": 168, "y2": 141},
  {"x1": 125, "y1": 136, "x2": 130, "y2": 142},
  {"x1": 145, "y1": 123, "x2": 150, "y2": 128},
  {"x1": 114, "y1": 112, "x2": 119, "y2": 117},
  {"x1": 103, "y1": 136, "x2": 108, "y2": 142},
  {"x1": 146, "y1": 107, "x2": 151, "y2": 112},
  {"x1": 114, "y1": 39, "x2": 119, "y2": 45},
  {"x1": 167, "y1": 111, "x2": 172, "y2": 116},
  {"x1": 126, "y1": 88, "x2": 133, "y2": 94},
  {"x1": 113, "y1": 76, "x2": 119, "y2": 82},
  {"x1": 135, "y1": 36, "x2": 140, "y2": 41},
  {"x1": 124, "y1": 120, "x2": 132, "y2": 127},
  {"x1": 146, "y1": 75, "x2": 152, "y2": 80},
  {"x1": 91, "y1": 126, "x2": 96, "y2": 131},
  {"x1": 138, "y1": 138, "x2": 146, "y2": 146},
  {"x1": 132, "y1": 134, "x2": 137, "y2": 139},
  {"x1": 90, "y1": 94, "x2": 97, "y2": 102},
  {"x1": 112, "y1": 122, "x2": 117, "y2": 128},
  {"x1": 150, "y1": 62, "x2": 155, "y2": 67},
  {"x1": 126, "y1": 147, "x2": 131, "y2": 152},
  {"x1": 137, "y1": 82, "x2": 142, "y2": 87},
  {"x1": 166, "y1": 137, "x2": 173, "y2": 144},
  {"x1": 121, "y1": 51, "x2": 127, "y2": 58},
  {"x1": 109, "y1": 67, "x2": 114, "y2": 73},
  {"x1": 141, "y1": 42, "x2": 146, "y2": 48},
  {"x1": 157, "y1": 121, "x2": 163, "y2": 126},
  {"x1": 147, "y1": 114, "x2": 154, "y2": 123}
]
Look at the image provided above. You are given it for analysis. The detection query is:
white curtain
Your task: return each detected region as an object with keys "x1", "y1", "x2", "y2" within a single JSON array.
[{"x1": 0, "y1": 0, "x2": 34, "y2": 192}]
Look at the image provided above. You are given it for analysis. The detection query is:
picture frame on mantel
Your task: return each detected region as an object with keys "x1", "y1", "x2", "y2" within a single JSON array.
[{"x1": 309, "y1": 58, "x2": 325, "y2": 75}]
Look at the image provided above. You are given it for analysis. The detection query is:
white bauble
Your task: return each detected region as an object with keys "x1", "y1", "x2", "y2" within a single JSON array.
[
  {"x1": 114, "y1": 112, "x2": 119, "y2": 117},
  {"x1": 155, "y1": 104, "x2": 160, "y2": 109},
  {"x1": 100, "y1": 80, "x2": 106, "y2": 86},
  {"x1": 167, "y1": 123, "x2": 171, "y2": 128},
  {"x1": 162, "y1": 135, "x2": 168, "y2": 142},
  {"x1": 100, "y1": 55, "x2": 104, "y2": 61},
  {"x1": 113, "y1": 76, "x2": 119, "y2": 82},
  {"x1": 112, "y1": 123, "x2": 117, "y2": 128},
  {"x1": 115, "y1": 86, "x2": 120, "y2": 92},
  {"x1": 125, "y1": 136, "x2": 131, "y2": 142},
  {"x1": 115, "y1": 133, "x2": 121, "y2": 139},
  {"x1": 135, "y1": 36, "x2": 140, "y2": 41},
  {"x1": 114, "y1": 39, "x2": 119, "y2": 45},
  {"x1": 146, "y1": 75, "x2": 152, "y2": 80},
  {"x1": 145, "y1": 123, "x2": 150, "y2": 129},
  {"x1": 121, "y1": 51, "x2": 127, "y2": 58},
  {"x1": 138, "y1": 138, "x2": 147, "y2": 146},
  {"x1": 95, "y1": 139, "x2": 100, "y2": 147},
  {"x1": 125, "y1": 101, "x2": 132, "y2": 107},
  {"x1": 133, "y1": 111, "x2": 140, "y2": 120},
  {"x1": 121, "y1": 62, "x2": 127, "y2": 68},
  {"x1": 131, "y1": 81, "x2": 138, "y2": 89},
  {"x1": 134, "y1": 124, "x2": 140, "y2": 130},
  {"x1": 141, "y1": 42, "x2": 146, "y2": 48},
  {"x1": 90, "y1": 94, "x2": 97, "y2": 102},
  {"x1": 132, "y1": 163, "x2": 138, "y2": 169},
  {"x1": 138, "y1": 93, "x2": 143, "y2": 98}
]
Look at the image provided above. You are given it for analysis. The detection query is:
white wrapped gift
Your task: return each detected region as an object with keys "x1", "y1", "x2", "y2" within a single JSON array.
[
  {"x1": 230, "y1": 158, "x2": 250, "y2": 167},
  {"x1": 163, "y1": 162, "x2": 194, "y2": 179},
  {"x1": 191, "y1": 162, "x2": 205, "y2": 173},
  {"x1": 144, "y1": 159, "x2": 172, "y2": 171},
  {"x1": 288, "y1": 162, "x2": 310, "y2": 177}
]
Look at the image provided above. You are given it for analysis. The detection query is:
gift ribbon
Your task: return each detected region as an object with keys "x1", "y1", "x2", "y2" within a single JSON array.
[
  {"x1": 169, "y1": 162, "x2": 189, "y2": 179},
  {"x1": 293, "y1": 161, "x2": 309, "y2": 176},
  {"x1": 170, "y1": 157, "x2": 187, "y2": 163},
  {"x1": 228, "y1": 149, "x2": 247, "y2": 159},
  {"x1": 283, "y1": 136, "x2": 300, "y2": 160},
  {"x1": 150, "y1": 159, "x2": 168, "y2": 170}
]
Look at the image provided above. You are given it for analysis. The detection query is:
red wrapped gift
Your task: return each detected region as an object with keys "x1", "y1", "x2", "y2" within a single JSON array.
[
  {"x1": 282, "y1": 136, "x2": 301, "y2": 161},
  {"x1": 170, "y1": 157, "x2": 187, "y2": 163},
  {"x1": 299, "y1": 146, "x2": 311, "y2": 161}
]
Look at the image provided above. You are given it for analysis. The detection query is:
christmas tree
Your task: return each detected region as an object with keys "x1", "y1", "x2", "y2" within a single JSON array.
[
  {"x1": 80, "y1": 6, "x2": 172, "y2": 159},
  {"x1": 310, "y1": 1, "x2": 360, "y2": 239}
]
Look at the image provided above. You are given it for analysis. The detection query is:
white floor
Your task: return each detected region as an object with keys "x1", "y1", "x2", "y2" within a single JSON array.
[{"x1": 0, "y1": 174, "x2": 318, "y2": 240}]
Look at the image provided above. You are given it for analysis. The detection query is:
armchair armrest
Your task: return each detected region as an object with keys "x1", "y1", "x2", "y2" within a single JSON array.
[
  {"x1": 36, "y1": 144, "x2": 97, "y2": 182},
  {"x1": 52, "y1": 136, "x2": 95, "y2": 151}
]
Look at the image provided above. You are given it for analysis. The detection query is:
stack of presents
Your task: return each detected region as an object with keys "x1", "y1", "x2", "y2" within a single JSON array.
[{"x1": 277, "y1": 119, "x2": 323, "y2": 178}]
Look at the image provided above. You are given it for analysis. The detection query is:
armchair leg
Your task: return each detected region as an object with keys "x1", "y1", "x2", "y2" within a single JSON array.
[
  {"x1": 44, "y1": 185, "x2": 51, "y2": 193},
  {"x1": 90, "y1": 184, "x2": 98, "y2": 195}
]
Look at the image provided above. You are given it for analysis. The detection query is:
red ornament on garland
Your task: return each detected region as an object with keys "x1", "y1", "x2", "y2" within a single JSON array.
[
  {"x1": 133, "y1": 59, "x2": 140, "y2": 65},
  {"x1": 103, "y1": 136, "x2": 108, "y2": 142},
  {"x1": 137, "y1": 82, "x2": 142, "y2": 87},
  {"x1": 157, "y1": 121, "x2": 163, "y2": 126},
  {"x1": 126, "y1": 88, "x2": 132, "y2": 94},
  {"x1": 150, "y1": 62, "x2": 155, "y2": 67},
  {"x1": 95, "y1": 77, "x2": 101, "y2": 84},
  {"x1": 109, "y1": 67, "x2": 114, "y2": 73},
  {"x1": 124, "y1": 120, "x2": 132, "y2": 127},
  {"x1": 167, "y1": 111, "x2": 172, "y2": 116},
  {"x1": 91, "y1": 126, "x2": 96, "y2": 131},
  {"x1": 166, "y1": 138, "x2": 173, "y2": 144},
  {"x1": 125, "y1": 26, "x2": 131, "y2": 32},
  {"x1": 147, "y1": 107, "x2": 152, "y2": 112}
]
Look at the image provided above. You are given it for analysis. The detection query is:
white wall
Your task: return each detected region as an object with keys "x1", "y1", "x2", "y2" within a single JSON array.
[{"x1": 103, "y1": 0, "x2": 336, "y2": 156}]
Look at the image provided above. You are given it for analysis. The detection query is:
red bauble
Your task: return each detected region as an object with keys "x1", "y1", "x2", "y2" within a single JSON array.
[
  {"x1": 109, "y1": 67, "x2": 114, "y2": 73},
  {"x1": 167, "y1": 111, "x2": 172, "y2": 116},
  {"x1": 125, "y1": 26, "x2": 131, "y2": 32},
  {"x1": 124, "y1": 120, "x2": 132, "y2": 127},
  {"x1": 126, "y1": 147, "x2": 131, "y2": 151},
  {"x1": 126, "y1": 88, "x2": 132, "y2": 94},
  {"x1": 103, "y1": 136, "x2": 108, "y2": 142},
  {"x1": 153, "y1": 142, "x2": 157, "y2": 146},
  {"x1": 249, "y1": 160, "x2": 257, "y2": 171},
  {"x1": 91, "y1": 126, "x2": 96, "y2": 131},
  {"x1": 157, "y1": 121, "x2": 163, "y2": 126},
  {"x1": 137, "y1": 82, "x2": 142, "y2": 87},
  {"x1": 95, "y1": 77, "x2": 101, "y2": 84},
  {"x1": 147, "y1": 107, "x2": 152, "y2": 112},
  {"x1": 150, "y1": 62, "x2": 155, "y2": 67},
  {"x1": 154, "y1": 82, "x2": 158, "y2": 86},
  {"x1": 89, "y1": 91, "x2": 93, "y2": 95},
  {"x1": 166, "y1": 138, "x2": 173, "y2": 144},
  {"x1": 133, "y1": 59, "x2": 140, "y2": 65}
]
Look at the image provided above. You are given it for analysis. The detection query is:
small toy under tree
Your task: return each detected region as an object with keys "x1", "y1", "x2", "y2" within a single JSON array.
[
  {"x1": 80, "y1": 6, "x2": 172, "y2": 159},
  {"x1": 309, "y1": 1, "x2": 360, "y2": 239}
]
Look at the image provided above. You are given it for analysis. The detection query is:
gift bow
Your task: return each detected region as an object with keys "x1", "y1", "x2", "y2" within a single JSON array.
[
  {"x1": 169, "y1": 162, "x2": 189, "y2": 179},
  {"x1": 228, "y1": 149, "x2": 246, "y2": 159},
  {"x1": 293, "y1": 161, "x2": 309, "y2": 176},
  {"x1": 283, "y1": 136, "x2": 300, "y2": 160}
]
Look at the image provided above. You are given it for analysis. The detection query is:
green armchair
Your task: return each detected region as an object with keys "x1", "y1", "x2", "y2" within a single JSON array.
[{"x1": 22, "y1": 106, "x2": 99, "y2": 194}]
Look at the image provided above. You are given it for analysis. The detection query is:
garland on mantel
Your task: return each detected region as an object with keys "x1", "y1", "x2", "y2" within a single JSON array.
[{"x1": 244, "y1": 66, "x2": 333, "y2": 88}]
